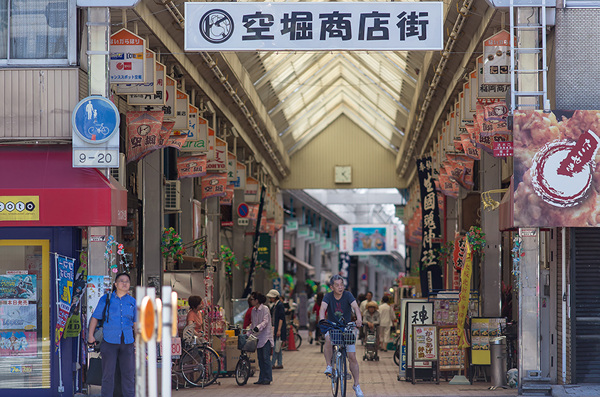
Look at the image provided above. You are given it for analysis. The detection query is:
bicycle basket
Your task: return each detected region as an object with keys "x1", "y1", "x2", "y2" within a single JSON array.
[
  {"x1": 182, "y1": 325, "x2": 196, "y2": 347},
  {"x1": 240, "y1": 334, "x2": 258, "y2": 352},
  {"x1": 330, "y1": 328, "x2": 356, "y2": 346}
]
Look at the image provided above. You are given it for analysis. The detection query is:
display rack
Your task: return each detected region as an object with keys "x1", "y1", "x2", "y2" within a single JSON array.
[{"x1": 437, "y1": 326, "x2": 466, "y2": 372}]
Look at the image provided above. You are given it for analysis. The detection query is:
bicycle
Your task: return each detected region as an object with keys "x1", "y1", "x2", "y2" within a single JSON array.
[
  {"x1": 235, "y1": 329, "x2": 257, "y2": 386},
  {"x1": 178, "y1": 325, "x2": 221, "y2": 388},
  {"x1": 320, "y1": 319, "x2": 357, "y2": 397},
  {"x1": 283, "y1": 321, "x2": 302, "y2": 350}
]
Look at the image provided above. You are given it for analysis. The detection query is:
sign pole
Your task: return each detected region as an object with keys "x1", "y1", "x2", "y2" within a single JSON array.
[{"x1": 55, "y1": 254, "x2": 64, "y2": 394}]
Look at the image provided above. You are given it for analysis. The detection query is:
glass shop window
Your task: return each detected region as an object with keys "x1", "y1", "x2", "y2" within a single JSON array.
[{"x1": 0, "y1": 240, "x2": 50, "y2": 389}]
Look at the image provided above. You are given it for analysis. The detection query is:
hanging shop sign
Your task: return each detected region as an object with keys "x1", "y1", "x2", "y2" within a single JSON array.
[
  {"x1": 109, "y1": 29, "x2": 146, "y2": 84},
  {"x1": 227, "y1": 152, "x2": 237, "y2": 182},
  {"x1": 483, "y1": 30, "x2": 512, "y2": 85},
  {"x1": 114, "y1": 50, "x2": 156, "y2": 94},
  {"x1": 513, "y1": 110, "x2": 600, "y2": 227},
  {"x1": 207, "y1": 137, "x2": 228, "y2": 171},
  {"x1": 245, "y1": 176, "x2": 259, "y2": 203},
  {"x1": 138, "y1": 76, "x2": 176, "y2": 119},
  {"x1": 234, "y1": 161, "x2": 247, "y2": 190},
  {"x1": 0, "y1": 196, "x2": 39, "y2": 221},
  {"x1": 177, "y1": 155, "x2": 207, "y2": 179},
  {"x1": 181, "y1": 116, "x2": 209, "y2": 151},
  {"x1": 476, "y1": 56, "x2": 509, "y2": 101},
  {"x1": 187, "y1": 105, "x2": 199, "y2": 140},
  {"x1": 184, "y1": 2, "x2": 443, "y2": 51},
  {"x1": 72, "y1": 96, "x2": 120, "y2": 168},
  {"x1": 127, "y1": 62, "x2": 166, "y2": 106},
  {"x1": 201, "y1": 172, "x2": 227, "y2": 199},
  {"x1": 221, "y1": 184, "x2": 235, "y2": 205},
  {"x1": 126, "y1": 111, "x2": 164, "y2": 162},
  {"x1": 257, "y1": 233, "x2": 271, "y2": 268},
  {"x1": 173, "y1": 89, "x2": 190, "y2": 132}
]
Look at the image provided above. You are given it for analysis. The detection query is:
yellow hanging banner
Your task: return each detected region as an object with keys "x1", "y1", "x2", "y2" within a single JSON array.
[{"x1": 457, "y1": 240, "x2": 472, "y2": 349}]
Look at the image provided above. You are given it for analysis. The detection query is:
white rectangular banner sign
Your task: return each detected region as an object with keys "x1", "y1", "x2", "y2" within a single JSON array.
[
  {"x1": 184, "y1": 2, "x2": 443, "y2": 51},
  {"x1": 339, "y1": 224, "x2": 398, "y2": 255}
]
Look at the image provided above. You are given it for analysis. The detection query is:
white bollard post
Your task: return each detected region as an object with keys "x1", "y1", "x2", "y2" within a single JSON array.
[
  {"x1": 135, "y1": 286, "x2": 146, "y2": 397},
  {"x1": 161, "y1": 286, "x2": 173, "y2": 397},
  {"x1": 147, "y1": 288, "x2": 158, "y2": 397}
]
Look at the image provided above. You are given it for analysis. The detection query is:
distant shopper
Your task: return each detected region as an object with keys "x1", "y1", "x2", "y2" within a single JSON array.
[
  {"x1": 378, "y1": 295, "x2": 395, "y2": 351},
  {"x1": 87, "y1": 272, "x2": 136, "y2": 397},
  {"x1": 250, "y1": 291, "x2": 274, "y2": 385},
  {"x1": 186, "y1": 295, "x2": 203, "y2": 338},
  {"x1": 267, "y1": 289, "x2": 286, "y2": 369}
]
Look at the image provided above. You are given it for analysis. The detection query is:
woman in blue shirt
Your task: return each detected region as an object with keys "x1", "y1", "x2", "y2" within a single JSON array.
[{"x1": 87, "y1": 272, "x2": 137, "y2": 397}]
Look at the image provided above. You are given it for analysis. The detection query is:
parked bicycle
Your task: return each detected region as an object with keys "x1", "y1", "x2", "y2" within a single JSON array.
[
  {"x1": 235, "y1": 329, "x2": 258, "y2": 386},
  {"x1": 283, "y1": 321, "x2": 302, "y2": 350},
  {"x1": 320, "y1": 319, "x2": 357, "y2": 397},
  {"x1": 178, "y1": 325, "x2": 221, "y2": 388}
]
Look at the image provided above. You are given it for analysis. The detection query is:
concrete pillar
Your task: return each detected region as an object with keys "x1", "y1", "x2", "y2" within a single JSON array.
[
  {"x1": 312, "y1": 243, "x2": 323, "y2": 283},
  {"x1": 481, "y1": 151, "x2": 502, "y2": 316},
  {"x1": 206, "y1": 196, "x2": 220, "y2": 308},
  {"x1": 180, "y1": 179, "x2": 194, "y2": 248},
  {"x1": 368, "y1": 263, "x2": 376, "y2": 296},
  {"x1": 357, "y1": 260, "x2": 366, "y2": 295},
  {"x1": 232, "y1": 189, "x2": 247, "y2": 299}
]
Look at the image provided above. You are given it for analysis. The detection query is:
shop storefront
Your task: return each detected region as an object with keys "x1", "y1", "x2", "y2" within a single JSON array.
[{"x1": 0, "y1": 145, "x2": 126, "y2": 396}]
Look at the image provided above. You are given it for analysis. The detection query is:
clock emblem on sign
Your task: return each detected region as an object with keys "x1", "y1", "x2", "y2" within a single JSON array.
[
  {"x1": 137, "y1": 124, "x2": 151, "y2": 136},
  {"x1": 200, "y1": 9, "x2": 234, "y2": 44}
]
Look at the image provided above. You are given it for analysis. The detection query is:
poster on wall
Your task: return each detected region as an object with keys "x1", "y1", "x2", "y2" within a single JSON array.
[
  {"x1": 86, "y1": 276, "x2": 111, "y2": 328},
  {"x1": 0, "y1": 331, "x2": 37, "y2": 356},
  {"x1": 0, "y1": 274, "x2": 37, "y2": 300},
  {"x1": 513, "y1": 110, "x2": 600, "y2": 227},
  {"x1": 0, "y1": 304, "x2": 37, "y2": 330}
]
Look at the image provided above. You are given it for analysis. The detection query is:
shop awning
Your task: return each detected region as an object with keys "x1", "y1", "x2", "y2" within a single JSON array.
[
  {"x1": 0, "y1": 145, "x2": 127, "y2": 227},
  {"x1": 284, "y1": 251, "x2": 315, "y2": 272}
]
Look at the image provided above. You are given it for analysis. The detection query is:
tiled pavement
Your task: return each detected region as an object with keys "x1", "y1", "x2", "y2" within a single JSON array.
[{"x1": 169, "y1": 330, "x2": 519, "y2": 397}]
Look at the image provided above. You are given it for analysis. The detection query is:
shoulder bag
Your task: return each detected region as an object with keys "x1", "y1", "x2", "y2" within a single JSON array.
[{"x1": 93, "y1": 293, "x2": 111, "y2": 344}]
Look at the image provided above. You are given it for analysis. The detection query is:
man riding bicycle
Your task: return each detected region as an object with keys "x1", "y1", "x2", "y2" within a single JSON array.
[{"x1": 320, "y1": 275, "x2": 364, "y2": 397}]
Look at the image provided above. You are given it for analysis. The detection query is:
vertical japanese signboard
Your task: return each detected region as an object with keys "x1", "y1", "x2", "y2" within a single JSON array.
[
  {"x1": 483, "y1": 30, "x2": 511, "y2": 85},
  {"x1": 184, "y1": 2, "x2": 443, "y2": 51},
  {"x1": 207, "y1": 137, "x2": 227, "y2": 171},
  {"x1": 416, "y1": 156, "x2": 442, "y2": 297},
  {"x1": 234, "y1": 161, "x2": 247, "y2": 190},
  {"x1": 109, "y1": 29, "x2": 146, "y2": 84},
  {"x1": 174, "y1": 89, "x2": 189, "y2": 132}
]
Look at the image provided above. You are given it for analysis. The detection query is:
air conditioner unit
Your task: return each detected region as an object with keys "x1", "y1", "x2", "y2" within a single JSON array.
[
  {"x1": 164, "y1": 180, "x2": 181, "y2": 212},
  {"x1": 109, "y1": 153, "x2": 127, "y2": 185}
]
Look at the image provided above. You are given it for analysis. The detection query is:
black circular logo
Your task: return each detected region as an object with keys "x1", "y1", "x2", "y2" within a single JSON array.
[
  {"x1": 26, "y1": 202, "x2": 35, "y2": 212},
  {"x1": 200, "y1": 9, "x2": 234, "y2": 44}
]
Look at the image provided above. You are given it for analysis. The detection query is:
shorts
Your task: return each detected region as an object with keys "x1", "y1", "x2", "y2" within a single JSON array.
[{"x1": 325, "y1": 331, "x2": 356, "y2": 353}]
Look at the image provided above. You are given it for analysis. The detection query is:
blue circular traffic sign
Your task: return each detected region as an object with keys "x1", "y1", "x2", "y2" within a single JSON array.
[
  {"x1": 72, "y1": 96, "x2": 120, "y2": 144},
  {"x1": 237, "y1": 203, "x2": 249, "y2": 218}
]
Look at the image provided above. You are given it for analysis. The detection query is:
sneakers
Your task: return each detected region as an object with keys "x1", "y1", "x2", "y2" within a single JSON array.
[
  {"x1": 324, "y1": 365, "x2": 332, "y2": 376},
  {"x1": 353, "y1": 384, "x2": 364, "y2": 397}
]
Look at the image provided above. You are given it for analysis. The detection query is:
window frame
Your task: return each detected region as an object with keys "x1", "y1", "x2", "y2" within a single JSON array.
[{"x1": 0, "y1": 0, "x2": 77, "y2": 67}]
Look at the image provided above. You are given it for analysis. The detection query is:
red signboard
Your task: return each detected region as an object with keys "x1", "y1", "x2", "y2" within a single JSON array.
[{"x1": 493, "y1": 141, "x2": 513, "y2": 157}]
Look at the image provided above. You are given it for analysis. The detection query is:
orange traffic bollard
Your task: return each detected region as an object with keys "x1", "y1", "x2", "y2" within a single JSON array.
[{"x1": 287, "y1": 324, "x2": 297, "y2": 351}]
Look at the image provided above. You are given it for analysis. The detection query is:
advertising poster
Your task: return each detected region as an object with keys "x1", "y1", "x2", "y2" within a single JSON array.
[
  {"x1": 413, "y1": 325, "x2": 437, "y2": 361},
  {"x1": 513, "y1": 110, "x2": 600, "y2": 227},
  {"x1": 0, "y1": 304, "x2": 37, "y2": 330},
  {"x1": 0, "y1": 331, "x2": 37, "y2": 356},
  {"x1": 109, "y1": 29, "x2": 146, "y2": 84},
  {"x1": 352, "y1": 227, "x2": 387, "y2": 253},
  {"x1": 86, "y1": 276, "x2": 111, "y2": 328},
  {"x1": 0, "y1": 274, "x2": 36, "y2": 300}
]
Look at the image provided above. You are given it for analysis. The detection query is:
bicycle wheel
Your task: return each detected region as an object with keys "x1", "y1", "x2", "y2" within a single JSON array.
[
  {"x1": 235, "y1": 356, "x2": 250, "y2": 386},
  {"x1": 180, "y1": 347, "x2": 221, "y2": 387},
  {"x1": 393, "y1": 349, "x2": 400, "y2": 366},
  {"x1": 331, "y1": 347, "x2": 339, "y2": 397},
  {"x1": 295, "y1": 333, "x2": 302, "y2": 349},
  {"x1": 339, "y1": 350, "x2": 347, "y2": 397}
]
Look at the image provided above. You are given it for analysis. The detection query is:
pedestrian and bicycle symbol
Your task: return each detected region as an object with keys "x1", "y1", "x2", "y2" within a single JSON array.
[{"x1": 72, "y1": 96, "x2": 120, "y2": 144}]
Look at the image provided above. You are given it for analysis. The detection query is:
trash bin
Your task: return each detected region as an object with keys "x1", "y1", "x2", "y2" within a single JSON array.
[{"x1": 490, "y1": 336, "x2": 507, "y2": 387}]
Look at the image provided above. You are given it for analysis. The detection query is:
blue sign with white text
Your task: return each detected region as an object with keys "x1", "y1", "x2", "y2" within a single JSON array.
[{"x1": 72, "y1": 96, "x2": 120, "y2": 144}]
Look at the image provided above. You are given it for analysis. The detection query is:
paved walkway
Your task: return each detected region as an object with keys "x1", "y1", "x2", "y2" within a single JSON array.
[{"x1": 169, "y1": 330, "x2": 518, "y2": 397}]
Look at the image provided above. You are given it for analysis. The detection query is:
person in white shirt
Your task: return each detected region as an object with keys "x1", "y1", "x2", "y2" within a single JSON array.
[
  {"x1": 378, "y1": 295, "x2": 395, "y2": 352},
  {"x1": 359, "y1": 291, "x2": 373, "y2": 318}
]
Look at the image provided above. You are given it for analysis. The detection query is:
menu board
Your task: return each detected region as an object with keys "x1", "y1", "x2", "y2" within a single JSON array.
[
  {"x1": 471, "y1": 317, "x2": 507, "y2": 365},
  {"x1": 432, "y1": 297, "x2": 479, "y2": 326},
  {"x1": 413, "y1": 325, "x2": 438, "y2": 361},
  {"x1": 438, "y1": 326, "x2": 465, "y2": 371}
]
